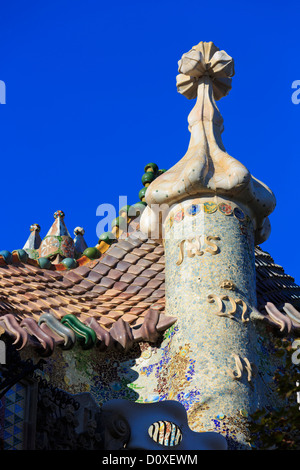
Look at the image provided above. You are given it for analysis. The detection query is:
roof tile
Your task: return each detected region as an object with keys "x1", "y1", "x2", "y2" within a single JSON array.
[
  {"x1": 75, "y1": 265, "x2": 91, "y2": 277},
  {"x1": 131, "y1": 248, "x2": 147, "y2": 257},
  {"x1": 138, "y1": 287, "x2": 155, "y2": 296},
  {"x1": 86, "y1": 270, "x2": 103, "y2": 283},
  {"x1": 77, "y1": 280, "x2": 96, "y2": 291},
  {"x1": 132, "y1": 276, "x2": 149, "y2": 287},
  {"x1": 119, "y1": 272, "x2": 136, "y2": 284},
  {"x1": 144, "y1": 253, "x2": 161, "y2": 262},
  {"x1": 150, "y1": 263, "x2": 165, "y2": 272},
  {"x1": 124, "y1": 237, "x2": 144, "y2": 248},
  {"x1": 124, "y1": 285, "x2": 143, "y2": 295},
  {"x1": 120, "y1": 313, "x2": 139, "y2": 324},
  {"x1": 147, "y1": 278, "x2": 164, "y2": 289},
  {"x1": 107, "y1": 246, "x2": 128, "y2": 260},
  {"x1": 113, "y1": 281, "x2": 129, "y2": 292},
  {"x1": 136, "y1": 258, "x2": 152, "y2": 268},
  {"x1": 117, "y1": 240, "x2": 137, "y2": 252},
  {"x1": 107, "y1": 269, "x2": 123, "y2": 281},
  {"x1": 101, "y1": 254, "x2": 119, "y2": 268},
  {"x1": 93, "y1": 263, "x2": 111, "y2": 276},
  {"x1": 127, "y1": 264, "x2": 145, "y2": 276},
  {"x1": 100, "y1": 277, "x2": 115, "y2": 288},
  {"x1": 123, "y1": 253, "x2": 140, "y2": 264},
  {"x1": 115, "y1": 260, "x2": 131, "y2": 272},
  {"x1": 63, "y1": 271, "x2": 84, "y2": 284},
  {"x1": 140, "y1": 269, "x2": 157, "y2": 278}
]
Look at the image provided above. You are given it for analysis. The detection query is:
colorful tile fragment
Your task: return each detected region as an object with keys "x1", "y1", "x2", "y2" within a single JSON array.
[
  {"x1": 148, "y1": 420, "x2": 182, "y2": 447},
  {"x1": 204, "y1": 202, "x2": 217, "y2": 213},
  {"x1": 168, "y1": 215, "x2": 174, "y2": 229},
  {"x1": 186, "y1": 204, "x2": 200, "y2": 216},
  {"x1": 174, "y1": 209, "x2": 184, "y2": 223},
  {"x1": 1, "y1": 383, "x2": 26, "y2": 450},
  {"x1": 218, "y1": 203, "x2": 233, "y2": 215},
  {"x1": 233, "y1": 207, "x2": 245, "y2": 221}
]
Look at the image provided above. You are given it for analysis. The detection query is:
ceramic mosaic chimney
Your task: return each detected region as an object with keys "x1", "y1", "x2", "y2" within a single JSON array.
[
  {"x1": 139, "y1": 42, "x2": 278, "y2": 448},
  {"x1": 23, "y1": 223, "x2": 42, "y2": 259},
  {"x1": 73, "y1": 226, "x2": 88, "y2": 257},
  {"x1": 39, "y1": 210, "x2": 75, "y2": 264}
]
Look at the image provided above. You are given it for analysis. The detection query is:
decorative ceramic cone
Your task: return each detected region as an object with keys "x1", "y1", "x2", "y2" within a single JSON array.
[
  {"x1": 23, "y1": 223, "x2": 42, "y2": 259},
  {"x1": 73, "y1": 226, "x2": 88, "y2": 257},
  {"x1": 39, "y1": 210, "x2": 75, "y2": 263}
]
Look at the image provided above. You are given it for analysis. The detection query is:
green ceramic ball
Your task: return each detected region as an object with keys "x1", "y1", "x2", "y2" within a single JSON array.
[
  {"x1": 83, "y1": 247, "x2": 100, "y2": 259},
  {"x1": 144, "y1": 162, "x2": 158, "y2": 174},
  {"x1": 98, "y1": 232, "x2": 115, "y2": 245},
  {"x1": 0, "y1": 250, "x2": 12, "y2": 264},
  {"x1": 129, "y1": 202, "x2": 146, "y2": 217},
  {"x1": 139, "y1": 187, "x2": 147, "y2": 201},
  {"x1": 38, "y1": 257, "x2": 52, "y2": 269},
  {"x1": 119, "y1": 205, "x2": 131, "y2": 216},
  {"x1": 13, "y1": 249, "x2": 29, "y2": 263},
  {"x1": 111, "y1": 216, "x2": 127, "y2": 230},
  {"x1": 142, "y1": 172, "x2": 155, "y2": 186},
  {"x1": 62, "y1": 258, "x2": 78, "y2": 269}
]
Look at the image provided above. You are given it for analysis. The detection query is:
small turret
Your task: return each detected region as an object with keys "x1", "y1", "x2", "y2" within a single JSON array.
[
  {"x1": 39, "y1": 210, "x2": 74, "y2": 264},
  {"x1": 23, "y1": 223, "x2": 42, "y2": 259},
  {"x1": 73, "y1": 226, "x2": 88, "y2": 258}
]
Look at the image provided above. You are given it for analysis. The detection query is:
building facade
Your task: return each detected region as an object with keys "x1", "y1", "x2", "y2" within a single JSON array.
[{"x1": 0, "y1": 41, "x2": 299, "y2": 451}]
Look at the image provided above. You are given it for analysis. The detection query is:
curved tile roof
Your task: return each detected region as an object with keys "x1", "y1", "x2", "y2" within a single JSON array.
[
  {"x1": 0, "y1": 225, "x2": 176, "y2": 355},
  {"x1": 0, "y1": 162, "x2": 299, "y2": 356},
  {"x1": 0, "y1": 230, "x2": 299, "y2": 357},
  {"x1": 255, "y1": 245, "x2": 300, "y2": 311}
]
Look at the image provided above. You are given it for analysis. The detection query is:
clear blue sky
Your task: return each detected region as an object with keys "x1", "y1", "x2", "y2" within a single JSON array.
[{"x1": 0, "y1": 0, "x2": 299, "y2": 283}]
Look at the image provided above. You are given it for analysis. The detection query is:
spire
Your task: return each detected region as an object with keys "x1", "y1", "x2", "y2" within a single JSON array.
[
  {"x1": 23, "y1": 223, "x2": 42, "y2": 259},
  {"x1": 39, "y1": 210, "x2": 75, "y2": 263},
  {"x1": 73, "y1": 226, "x2": 88, "y2": 257},
  {"x1": 141, "y1": 41, "x2": 276, "y2": 245}
]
